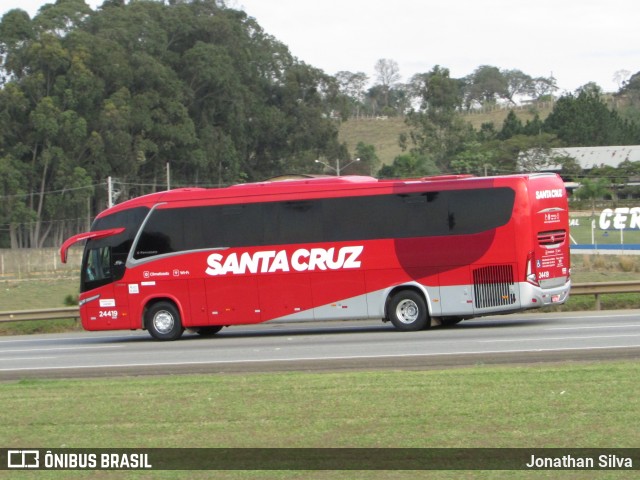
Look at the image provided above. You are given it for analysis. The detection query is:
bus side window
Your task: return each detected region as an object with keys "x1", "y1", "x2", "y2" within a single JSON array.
[
  {"x1": 86, "y1": 249, "x2": 97, "y2": 281},
  {"x1": 86, "y1": 246, "x2": 111, "y2": 281}
]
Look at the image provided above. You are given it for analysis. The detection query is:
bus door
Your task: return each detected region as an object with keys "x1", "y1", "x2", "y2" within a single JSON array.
[{"x1": 82, "y1": 244, "x2": 131, "y2": 330}]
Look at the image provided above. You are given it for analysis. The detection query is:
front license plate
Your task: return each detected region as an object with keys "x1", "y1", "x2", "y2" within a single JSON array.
[{"x1": 551, "y1": 295, "x2": 561, "y2": 303}]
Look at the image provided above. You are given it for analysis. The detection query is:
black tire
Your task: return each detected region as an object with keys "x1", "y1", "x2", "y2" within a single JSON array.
[
  {"x1": 440, "y1": 317, "x2": 464, "y2": 327},
  {"x1": 146, "y1": 301, "x2": 184, "y2": 341},
  {"x1": 196, "y1": 326, "x2": 223, "y2": 336},
  {"x1": 388, "y1": 290, "x2": 429, "y2": 331}
]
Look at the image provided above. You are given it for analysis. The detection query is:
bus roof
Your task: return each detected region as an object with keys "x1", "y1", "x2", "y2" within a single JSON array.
[{"x1": 97, "y1": 173, "x2": 560, "y2": 219}]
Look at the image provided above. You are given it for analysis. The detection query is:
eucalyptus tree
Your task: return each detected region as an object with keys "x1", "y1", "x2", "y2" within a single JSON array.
[
  {"x1": 335, "y1": 70, "x2": 369, "y2": 118},
  {"x1": 0, "y1": 0, "x2": 95, "y2": 247}
]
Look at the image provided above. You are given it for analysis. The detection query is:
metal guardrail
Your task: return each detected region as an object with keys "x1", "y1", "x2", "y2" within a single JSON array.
[
  {"x1": 569, "y1": 281, "x2": 640, "y2": 310},
  {"x1": 1, "y1": 281, "x2": 638, "y2": 322},
  {"x1": 0, "y1": 307, "x2": 80, "y2": 323}
]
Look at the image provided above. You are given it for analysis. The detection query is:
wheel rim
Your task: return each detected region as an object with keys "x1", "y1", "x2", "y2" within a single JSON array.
[
  {"x1": 153, "y1": 310, "x2": 175, "y2": 334},
  {"x1": 395, "y1": 299, "x2": 419, "y2": 324}
]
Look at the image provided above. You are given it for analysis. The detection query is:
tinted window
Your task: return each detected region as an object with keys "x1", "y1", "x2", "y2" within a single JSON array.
[
  {"x1": 134, "y1": 204, "x2": 266, "y2": 259},
  {"x1": 447, "y1": 188, "x2": 514, "y2": 234},
  {"x1": 212, "y1": 204, "x2": 265, "y2": 248},
  {"x1": 264, "y1": 201, "x2": 322, "y2": 245},
  {"x1": 134, "y1": 208, "x2": 186, "y2": 258},
  {"x1": 131, "y1": 187, "x2": 514, "y2": 258},
  {"x1": 91, "y1": 207, "x2": 149, "y2": 233}
]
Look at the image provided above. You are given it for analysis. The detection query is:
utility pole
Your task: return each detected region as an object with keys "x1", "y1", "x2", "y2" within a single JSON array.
[
  {"x1": 107, "y1": 176, "x2": 113, "y2": 208},
  {"x1": 106, "y1": 176, "x2": 121, "y2": 208}
]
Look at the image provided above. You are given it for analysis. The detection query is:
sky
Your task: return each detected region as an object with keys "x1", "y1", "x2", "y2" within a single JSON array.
[{"x1": 2, "y1": 0, "x2": 639, "y2": 94}]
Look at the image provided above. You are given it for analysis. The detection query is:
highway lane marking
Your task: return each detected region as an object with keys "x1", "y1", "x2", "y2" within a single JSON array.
[
  {"x1": 0, "y1": 335, "x2": 144, "y2": 344},
  {"x1": 532, "y1": 314, "x2": 638, "y2": 321},
  {"x1": 1, "y1": 344, "x2": 640, "y2": 373},
  {"x1": 0, "y1": 357, "x2": 56, "y2": 361},
  {"x1": 547, "y1": 324, "x2": 640, "y2": 330},
  {"x1": 0, "y1": 345, "x2": 123, "y2": 353},
  {"x1": 477, "y1": 334, "x2": 640, "y2": 343}
]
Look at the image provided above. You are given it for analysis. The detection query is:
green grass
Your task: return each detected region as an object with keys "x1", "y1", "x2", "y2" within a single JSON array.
[
  {"x1": 338, "y1": 116, "x2": 408, "y2": 165},
  {"x1": 0, "y1": 277, "x2": 79, "y2": 311},
  {"x1": 1, "y1": 362, "x2": 638, "y2": 479},
  {"x1": 0, "y1": 277, "x2": 82, "y2": 335}
]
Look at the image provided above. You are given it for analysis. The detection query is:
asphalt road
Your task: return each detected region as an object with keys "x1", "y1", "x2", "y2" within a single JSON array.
[{"x1": 1, "y1": 310, "x2": 639, "y2": 380}]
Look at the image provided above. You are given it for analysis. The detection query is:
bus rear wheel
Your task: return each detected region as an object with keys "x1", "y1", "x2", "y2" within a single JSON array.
[
  {"x1": 388, "y1": 291, "x2": 429, "y2": 331},
  {"x1": 146, "y1": 301, "x2": 184, "y2": 341}
]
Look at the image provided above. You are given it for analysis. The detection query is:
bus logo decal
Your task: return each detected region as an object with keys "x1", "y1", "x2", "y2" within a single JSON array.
[
  {"x1": 205, "y1": 246, "x2": 363, "y2": 276},
  {"x1": 535, "y1": 189, "x2": 564, "y2": 199}
]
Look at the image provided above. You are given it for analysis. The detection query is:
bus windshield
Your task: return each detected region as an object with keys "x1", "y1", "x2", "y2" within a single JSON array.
[{"x1": 80, "y1": 207, "x2": 149, "y2": 292}]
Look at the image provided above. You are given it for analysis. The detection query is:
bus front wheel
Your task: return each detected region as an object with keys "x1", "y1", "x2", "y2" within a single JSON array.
[
  {"x1": 146, "y1": 301, "x2": 184, "y2": 341},
  {"x1": 388, "y1": 291, "x2": 429, "y2": 331}
]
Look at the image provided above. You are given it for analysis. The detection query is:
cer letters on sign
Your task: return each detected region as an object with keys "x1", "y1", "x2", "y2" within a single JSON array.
[{"x1": 599, "y1": 207, "x2": 640, "y2": 230}]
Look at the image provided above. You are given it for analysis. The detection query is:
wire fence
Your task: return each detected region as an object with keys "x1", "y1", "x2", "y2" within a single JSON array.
[{"x1": 0, "y1": 247, "x2": 82, "y2": 279}]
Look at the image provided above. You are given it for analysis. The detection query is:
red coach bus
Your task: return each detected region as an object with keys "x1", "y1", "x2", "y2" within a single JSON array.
[{"x1": 60, "y1": 173, "x2": 571, "y2": 340}]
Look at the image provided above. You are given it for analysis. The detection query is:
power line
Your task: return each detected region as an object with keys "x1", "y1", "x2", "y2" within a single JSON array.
[{"x1": 0, "y1": 183, "x2": 103, "y2": 200}]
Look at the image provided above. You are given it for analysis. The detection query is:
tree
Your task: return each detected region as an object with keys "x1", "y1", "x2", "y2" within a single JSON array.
[
  {"x1": 613, "y1": 70, "x2": 631, "y2": 90},
  {"x1": 501, "y1": 69, "x2": 534, "y2": 105},
  {"x1": 543, "y1": 89, "x2": 640, "y2": 146},
  {"x1": 374, "y1": 58, "x2": 400, "y2": 109},
  {"x1": 497, "y1": 110, "x2": 523, "y2": 140},
  {"x1": 620, "y1": 70, "x2": 640, "y2": 96},
  {"x1": 409, "y1": 65, "x2": 463, "y2": 113},
  {"x1": 463, "y1": 65, "x2": 507, "y2": 108},
  {"x1": 400, "y1": 66, "x2": 472, "y2": 171},
  {"x1": 516, "y1": 140, "x2": 560, "y2": 172},
  {"x1": 377, "y1": 153, "x2": 439, "y2": 178},
  {"x1": 475, "y1": 132, "x2": 560, "y2": 175},
  {"x1": 335, "y1": 70, "x2": 368, "y2": 118},
  {"x1": 574, "y1": 177, "x2": 611, "y2": 212},
  {"x1": 352, "y1": 141, "x2": 379, "y2": 176},
  {"x1": 450, "y1": 141, "x2": 497, "y2": 175},
  {"x1": 530, "y1": 75, "x2": 558, "y2": 100}
]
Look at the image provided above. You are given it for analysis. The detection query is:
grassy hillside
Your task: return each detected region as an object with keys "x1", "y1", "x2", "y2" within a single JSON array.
[
  {"x1": 339, "y1": 104, "x2": 554, "y2": 166},
  {"x1": 338, "y1": 116, "x2": 408, "y2": 166}
]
